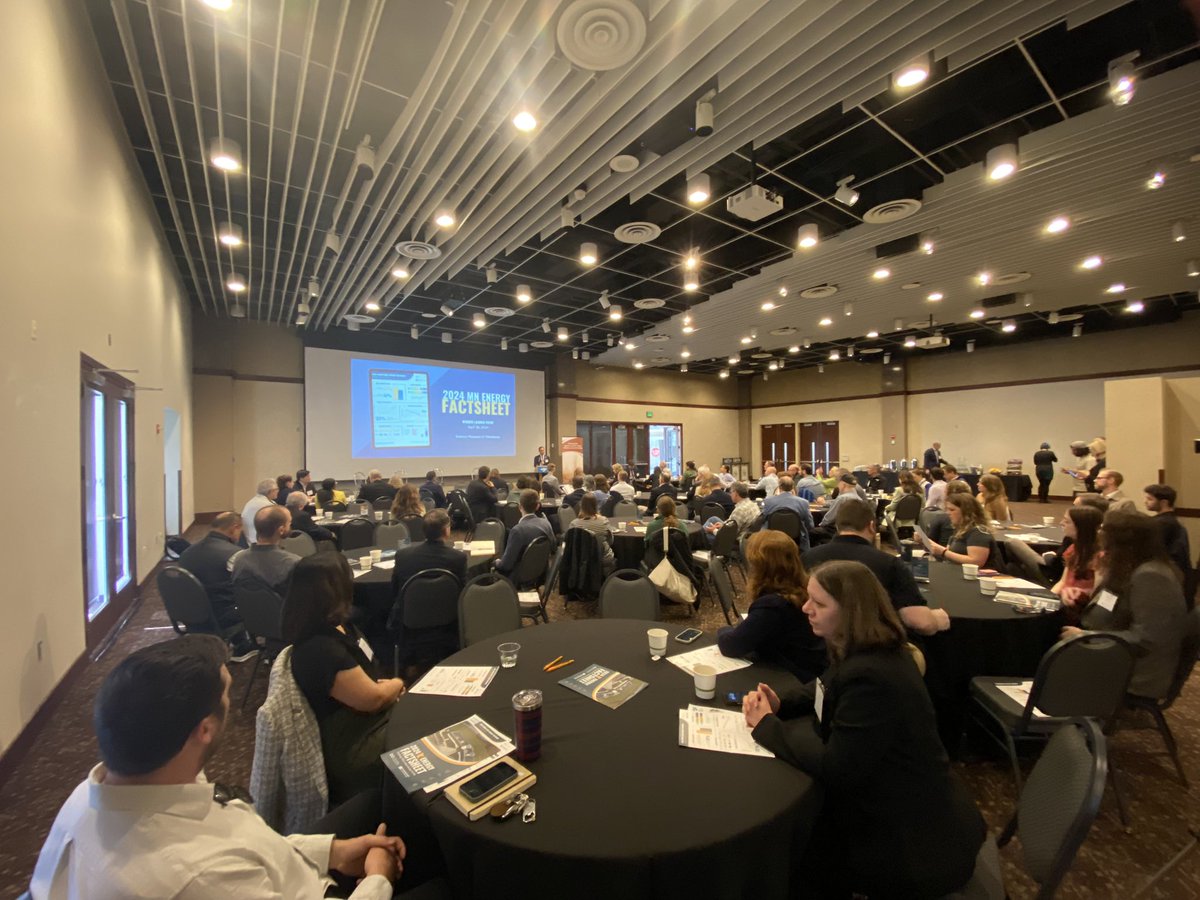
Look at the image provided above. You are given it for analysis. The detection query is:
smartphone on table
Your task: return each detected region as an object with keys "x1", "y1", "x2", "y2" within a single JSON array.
[
  {"x1": 674, "y1": 628, "x2": 703, "y2": 643},
  {"x1": 459, "y1": 761, "x2": 519, "y2": 802}
]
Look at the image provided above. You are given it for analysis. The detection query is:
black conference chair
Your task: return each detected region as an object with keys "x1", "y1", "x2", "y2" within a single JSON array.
[
  {"x1": 338, "y1": 517, "x2": 376, "y2": 552},
  {"x1": 458, "y1": 573, "x2": 521, "y2": 647},
  {"x1": 473, "y1": 518, "x2": 507, "y2": 556},
  {"x1": 233, "y1": 580, "x2": 286, "y2": 710},
  {"x1": 611, "y1": 499, "x2": 640, "y2": 521},
  {"x1": 598, "y1": 569, "x2": 658, "y2": 621},
  {"x1": 508, "y1": 535, "x2": 554, "y2": 623},
  {"x1": 556, "y1": 503, "x2": 576, "y2": 531},
  {"x1": 708, "y1": 556, "x2": 740, "y2": 626},
  {"x1": 700, "y1": 502, "x2": 728, "y2": 522},
  {"x1": 374, "y1": 523, "x2": 409, "y2": 549},
  {"x1": 447, "y1": 490, "x2": 475, "y2": 535},
  {"x1": 279, "y1": 532, "x2": 318, "y2": 557},
  {"x1": 372, "y1": 497, "x2": 392, "y2": 512},
  {"x1": 388, "y1": 568, "x2": 462, "y2": 677},
  {"x1": 157, "y1": 566, "x2": 227, "y2": 637},
  {"x1": 765, "y1": 508, "x2": 803, "y2": 543},
  {"x1": 693, "y1": 521, "x2": 741, "y2": 617}
]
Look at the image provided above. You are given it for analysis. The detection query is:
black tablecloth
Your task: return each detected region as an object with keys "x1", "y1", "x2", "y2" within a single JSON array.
[
  {"x1": 612, "y1": 521, "x2": 704, "y2": 570},
  {"x1": 920, "y1": 560, "x2": 1063, "y2": 751},
  {"x1": 383, "y1": 620, "x2": 818, "y2": 900},
  {"x1": 1000, "y1": 474, "x2": 1033, "y2": 502}
]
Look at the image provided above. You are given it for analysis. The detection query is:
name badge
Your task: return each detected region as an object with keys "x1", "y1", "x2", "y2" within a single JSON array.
[
  {"x1": 357, "y1": 637, "x2": 375, "y2": 662},
  {"x1": 814, "y1": 679, "x2": 825, "y2": 723},
  {"x1": 1094, "y1": 590, "x2": 1117, "y2": 612}
]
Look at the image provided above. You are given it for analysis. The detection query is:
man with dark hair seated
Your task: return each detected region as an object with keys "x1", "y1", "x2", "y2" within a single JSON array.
[
  {"x1": 177, "y1": 512, "x2": 257, "y2": 662},
  {"x1": 31, "y1": 634, "x2": 407, "y2": 898},
  {"x1": 419, "y1": 470, "x2": 447, "y2": 509},
  {"x1": 562, "y1": 475, "x2": 587, "y2": 510},
  {"x1": 390, "y1": 509, "x2": 468, "y2": 594},
  {"x1": 496, "y1": 490, "x2": 556, "y2": 576},
  {"x1": 648, "y1": 470, "x2": 676, "y2": 510}
]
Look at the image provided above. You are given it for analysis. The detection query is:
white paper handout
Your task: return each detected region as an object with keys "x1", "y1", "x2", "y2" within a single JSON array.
[
  {"x1": 666, "y1": 643, "x2": 753, "y2": 676},
  {"x1": 409, "y1": 666, "x2": 499, "y2": 698},
  {"x1": 993, "y1": 577, "x2": 1047, "y2": 591},
  {"x1": 374, "y1": 559, "x2": 396, "y2": 570},
  {"x1": 1004, "y1": 533, "x2": 1051, "y2": 543},
  {"x1": 467, "y1": 540, "x2": 496, "y2": 556},
  {"x1": 994, "y1": 681, "x2": 1050, "y2": 717},
  {"x1": 678, "y1": 704, "x2": 775, "y2": 757}
]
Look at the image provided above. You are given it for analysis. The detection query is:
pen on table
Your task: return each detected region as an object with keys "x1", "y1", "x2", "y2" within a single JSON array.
[
  {"x1": 545, "y1": 658, "x2": 574, "y2": 672},
  {"x1": 543, "y1": 655, "x2": 563, "y2": 672}
]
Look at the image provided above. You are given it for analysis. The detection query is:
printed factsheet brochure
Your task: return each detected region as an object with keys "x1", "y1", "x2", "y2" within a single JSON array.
[
  {"x1": 408, "y1": 666, "x2": 499, "y2": 698},
  {"x1": 382, "y1": 715, "x2": 514, "y2": 793},
  {"x1": 678, "y1": 704, "x2": 775, "y2": 758}
]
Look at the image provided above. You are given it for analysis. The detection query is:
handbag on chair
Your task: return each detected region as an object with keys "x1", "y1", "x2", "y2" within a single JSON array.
[{"x1": 648, "y1": 526, "x2": 697, "y2": 605}]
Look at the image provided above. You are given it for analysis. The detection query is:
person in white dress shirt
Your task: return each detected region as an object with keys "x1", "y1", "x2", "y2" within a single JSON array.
[
  {"x1": 31, "y1": 635, "x2": 406, "y2": 899},
  {"x1": 609, "y1": 469, "x2": 636, "y2": 502}
]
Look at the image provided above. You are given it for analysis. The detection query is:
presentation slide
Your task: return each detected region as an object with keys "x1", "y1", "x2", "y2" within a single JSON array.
[{"x1": 305, "y1": 347, "x2": 545, "y2": 478}]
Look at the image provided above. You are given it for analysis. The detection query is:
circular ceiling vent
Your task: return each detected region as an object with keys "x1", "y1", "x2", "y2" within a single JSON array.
[
  {"x1": 556, "y1": 0, "x2": 647, "y2": 71},
  {"x1": 751, "y1": 352, "x2": 772, "y2": 359},
  {"x1": 395, "y1": 240, "x2": 441, "y2": 259},
  {"x1": 529, "y1": 340, "x2": 555, "y2": 349},
  {"x1": 862, "y1": 198, "x2": 922, "y2": 224},
  {"x1": 769, "y1": 325, "x2": 798, "y2": 336},
  {"x1": 651, "y1": 356, "x2": 672, "y2": 365},
  {"x1": 644, "y1": 332, "x2": 670, "y2": 342},
  {"x1": 633, "y1": 297, "x2": 665, "y2": 309},
  {"x1": 858, "y1": 347, "x2": 883, "y2": 355},
  {"x1": 484, "y1": 306, "x2": 514, "y2": 318},
  {"x1": 800, "y1": 283, "x2": 839, "y2": 299},
  {"x1": 610, "y1": 154, "x2": 639, "y2": 173},
  {"x1": 343, "y1": 313, "x2": 375, "y2": 324},
  {"x1": 901, "y1": 282, "x2": 922, "y2": 290},
  {"x1": 614, "y1": 222, "x2": 662, "y2": 243},
  {"x1": 1050, "y1": 312, "x2": 1083, "y2": 323},
  {"x1": 993, "y1": 271, "x2": 1032, "y2": 285}
]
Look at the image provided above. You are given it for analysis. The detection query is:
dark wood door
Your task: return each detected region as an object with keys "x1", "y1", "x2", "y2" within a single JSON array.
[
  {"x1": 799, "y1": 421, "x2": 840, "y2": 473},
  {"x1": 759, "y1": 423, "x2": 797, "y2": 472}
]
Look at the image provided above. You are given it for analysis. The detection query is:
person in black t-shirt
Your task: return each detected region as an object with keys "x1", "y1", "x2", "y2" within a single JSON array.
[{"x1": 282, "y1": 554, "x2": 407, "y2": 804}]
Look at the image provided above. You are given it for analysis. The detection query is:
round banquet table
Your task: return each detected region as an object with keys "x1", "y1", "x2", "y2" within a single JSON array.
[
  {"x1": 611, "y1": 520, "x2": 704, "y2": 570},
  {"x1": 383, "y1": 619, "x2": 819, "y2": 900},
  {"x1": 919, "y1": 559, "x2": 1064, "y2": 750}
]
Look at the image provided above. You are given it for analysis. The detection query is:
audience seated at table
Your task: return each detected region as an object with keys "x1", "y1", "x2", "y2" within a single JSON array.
[
  {"x1": 356, "y1": 469, "x2": 396, "y2": 506},
  {"x1": 685, "y1": 474, "x2": 715, "y2": 518},
  {"x1": 648, "y1": 471, "x2": 676, "y2": 509},
  {"x1": 315, "y1": 477, "x2": 347, "y2": 512},
  {"x1": 1062, "y1": 510, "x2": 1188, "y2": 700},
  {"x1": 865, "y1": 464, "x2": 886, "y2": 493},
  {"x1": 977, "y1": 473, "x2": 1011, "y2": 522},
  {"x1": 1095, "y1": 468, "x2": 1138, "y2": 513},
  {"x1": 231, "y1": 505, "x2": 301, "y2": 593},
  {"x1": 562, "y1": 475, "x2": 587, "y2": 510},
  {"x1": 1143, "y1": 484, "x2": 1193, "y2": 597},
  {"x1": 466, "y1": 465, "x2": 499, "y2": 522},
  {"x1": 592, "y1": 474, "x2": 611, "y2": 508},
  {"x1": 1049, "y1": 505, "x2": 1104, "y2": 624},
  {"x1": 488, "y1": 468, "x2": 509, "y2": 497},
  {"x1": 541, "y1": 463, "x2": 564, "y2": 496},
  {"x1": 920, "y1": 480, "x2": 974, "y2": 547},
  {"x1": 923, "y1": 494, "x2": 1004, "y2": 571},
  {"x1": 567, "y1": 493, "x2": 615, "y2": 576},
  {"x1": 644, "y1": 494, "x2": 690, "y2": 546},
  {"x1": 916, "y1": 467, "x2": 932, "y2": 498},
  {"x1": 275, "y1": 473, "x2": 295, "y2": 506},
  {"x1": 796, "y1": 464, "x2": 825, "y2": 500},
  {"x1": 803, "y1": 499, "x2": 949, "y2": 637},
  {"x1": 610, "y1": 469, "x2": 635, "y2": 502},
  {"x1": 284, "y1": 554, "x2": 407, "y2": 804},
  {"x1": 296, "y1": 468, "x2": 316, "y2": 498},
  {"x1": 755, "y1": 476, "x2": 816, "y2": 551},
  {"x1": 419, "y1": 470, "x2": 447, "y2": 509},
  {"x1": 743, "y1": 560, "x2": 986, "y2": 898},
  {"x1": 815, "y1": 466, "x2": 837, "y2": 495},
  {"x1": 884, "y1": 470, "x2": 922, "y2": 522},
  {"x1": 717, "y1": 531, "x2": 826, "y2": 681},
  {"x1": 756, "y1": 465, "x2": 779, "y2": 496},
  {"x1": 924, "y1": 467, "x2": 948, "y2": 511},
  {"x1": 286, "y1": 491, "x2": 334, "y2": 543},
  {"x1": 815, "y1": 473, "x2": 868, "y2": 534},
  {"x1": 391, "y1": 510, "x2": 468, "y2": 597},
  {"x1": 717, "y1": 463, "x2": 736, "y2": 487},
  {"x1": 241, "y1": 478, "x2": 279, "y2": 542},
  {"x1": 177, "y1": 512, "x2": 257, "y2": 660},
  {"x1": 389, "y1": 483, "x2": 425, "y2": 521},
  {"x1": 496, "y1": 490, "x2": 556, "y2": 576},
  {"x1": 29, "y1": 635, "x2": 409, "y2": 899}
]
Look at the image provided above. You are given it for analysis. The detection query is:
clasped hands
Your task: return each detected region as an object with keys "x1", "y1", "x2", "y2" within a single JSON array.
[
  {"x1": 742, "y1": 681, "x2": 781, "y2": 729},
  {"x1": 329, "y1": 823, "x2": 406, "y2": 884}
]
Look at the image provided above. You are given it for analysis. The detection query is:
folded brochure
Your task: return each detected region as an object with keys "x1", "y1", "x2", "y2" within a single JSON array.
[
  {"x1": 558, "y1": 663, "x2": 648, "y2": 709},
  {"x1": 382, "y1": 714, "x2": 514, "y2": 793}
]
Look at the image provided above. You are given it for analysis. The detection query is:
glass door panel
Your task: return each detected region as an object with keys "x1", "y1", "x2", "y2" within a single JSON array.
[{"x1": 83, "y1": 389, "x2": 108, "y2": 621}]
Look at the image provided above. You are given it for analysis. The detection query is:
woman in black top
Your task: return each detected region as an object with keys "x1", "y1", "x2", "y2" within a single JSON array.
[
  {"x1": 1033, "y1": 441, "x2": 1057, "y2": 503},
  {"x1": 283, "y1": 554, "x2": 407, "y2": 803},
  {"x1": 926, "y1": 494, "x2": 1002, "y2": 571},
  {"x1": 744, "y1": 560, "x2": 985, "y2": 898},
  {"x1": 717, "y1": 531, "x2": 825, "y2": 681}
]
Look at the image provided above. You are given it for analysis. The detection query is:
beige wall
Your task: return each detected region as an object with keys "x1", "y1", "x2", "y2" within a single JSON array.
[
  {"x1": 1105, "y1": 377, "x2": 1167, "y2": 498},
  {"x1": 0, "y1": 0, "x2": 194, "y2": 751},
  {"x1": 1164, "y1": 377, "x2": 1200, "y2": 550}
]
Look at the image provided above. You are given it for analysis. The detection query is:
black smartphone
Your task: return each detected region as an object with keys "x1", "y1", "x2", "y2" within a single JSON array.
[
  {"x1": 459, "y1": 761, "x2": 519, "y2": 802},
  {"x1": 675, "y1": 627, "x2": 703, "y2": 643},
  {"x1": 725, "y1": 691, "x2": 747, "y2": 706}
]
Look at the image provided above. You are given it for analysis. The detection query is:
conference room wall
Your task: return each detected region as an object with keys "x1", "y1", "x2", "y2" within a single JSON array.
[
  {"x1": 1164, "y1": 377, "x2": 1200, "y2": 549},
  {"x1": 748, "y1": 398, "x2": 886, "y2": 471},
  {"x1": 0, "y1": 0, "x2": 194, "y2": 753}
]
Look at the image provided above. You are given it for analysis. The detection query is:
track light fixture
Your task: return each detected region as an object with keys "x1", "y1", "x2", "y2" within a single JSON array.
[
  {"x1": 541, "y1": 318, "x2": 551, "y2": 333},
  {"x1": 986, "y1": 144, "x2": 1018, "y2": 181},
  {"x1": 694, "y1": 100, "x2": 714, "y2": 137},
  {"x1": 439, "y1": 304, "x2": 455, "y2": 317},
  {"x1": 579, "y1": 242, "x2": 598, "y2": 266},
  {"x1": 519, "y1": 342, "x2": 528, "y2": 353},
  {"x1": 557, "y1": 327, "x2": 569, "y2": 342},
  {"x1": 411, "y1": 325, "x2": 419, "y2": 339},
  {"x1": 442, "y1": 332, "x2": 452, "y2": 344},
  {"x1": 687, "y1": 172, "x2": 711, "y2": 205},
  {"x1": 609, "y1": 304, "x2": 622, "y2": 321},
  {"x1": 598, "y1": 289, "x2": 610, "y2": 310},
  {"x1": 834, "y1": 176, "x2": 859, "y2": 207},
  {"x1": 1171, "y1": 220, "x2": 1187, "y2": 243},
  {"x1": 797, "y1": 224, "x2": 818, "y2": 249},
  {"x1": 501, "y1": 338, "x2": 508, "y2": 350}
]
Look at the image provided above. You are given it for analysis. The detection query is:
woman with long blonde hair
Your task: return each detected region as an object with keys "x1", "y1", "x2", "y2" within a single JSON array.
[
  {"x1": 977, "y1": 473, "x2": 1010, "y2": 522},
  {"x1": 925, "y1": 494, "x2": 1002, "y2": 569}
]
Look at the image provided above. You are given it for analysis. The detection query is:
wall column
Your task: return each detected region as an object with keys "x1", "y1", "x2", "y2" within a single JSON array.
[{"x1": 1105, "y1": 376, "x2": 1166, "y2": 491}]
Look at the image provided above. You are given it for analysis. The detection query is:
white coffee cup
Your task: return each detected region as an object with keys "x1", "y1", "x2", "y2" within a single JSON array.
[
  {"x1": 1043, "y1": 516, "x2": 1055, "y2": 526},
  {"x1": 647, "y1": 628, "x2": 668, "y2": 658},
  {"x1": 962, "y1": 563, "x2": 979, "y2": 580},
  {"x1": 359, "y1": 556, "x2": 372, "y2": 571},
  {"x1": 455, "y1": 540, "x2": 466, "y2": 550},
  {"x1": 370, "y1": 549, "x2": 382, "y2": 563},
  {"x1": 979, "y1": 576, "x2": 998, "y2": 595},
  {"x1": 693, "y1": 664, "x2": 717, "y2": 700}
]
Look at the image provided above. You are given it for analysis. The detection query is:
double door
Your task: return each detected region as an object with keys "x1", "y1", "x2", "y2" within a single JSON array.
[
  {"x1": 759, "y1": 424, "x2": 796, "y2": 472},
  {"x1": 799, "y1": 421, "x2": 840, "y2": 473}
]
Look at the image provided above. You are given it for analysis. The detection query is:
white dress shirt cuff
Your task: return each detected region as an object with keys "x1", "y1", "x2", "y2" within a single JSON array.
[{"x1": 286, "y1": 833, "x2": 334, "y2": 874}]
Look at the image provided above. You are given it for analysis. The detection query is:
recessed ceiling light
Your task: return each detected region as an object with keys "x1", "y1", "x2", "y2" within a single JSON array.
[
  {"x1": 969, "y1": 308, "x2": 985, "y2": 319},
  {"x1": 927, "y1": 291, "x2": 943, "y2": 302},
  {"x1": 519, "y1": 342, "x2": 529, "y2": 353},
  {"x1": 1125, "y1": 299, "x2": 1144, "y2": 313},
  {"x1": 787, "y1": 345, "x2": 799, "y2": 353},
  {"x1": 843, "y1": 301, "x2": 853, "y2": 316},
  {"x1": 778, "y1": 285, "x2": 788, "y2": 297},
  {"x1": 557, "y1": 327, "x2": 569, "y2": 341},
  {"x1": 516, "y1": 284, "x2": 532, "y2": 303},
  {"x1": 434, "y1": 211, "x2": 456, "y2": 228},
  {"x1": 1105, "y1": 283, "x2": 1126, "y2": 294},
  {"x1": 1001, "y1": 319, "x2": 1017, "y2": 333},
  {"x1": 441, "y1": 332, "x2": 452, "y2": 344},
  {"x1": 920, "y1": 236, "x2": 935, "y2": 255},
  {"x1": 866, "y1": 330, "x2": 879, "y2": 339},
  {"x1": 364, "y1": 299, "x2": 381, "y2": 312},
  {"x1": 761, "y1": 301, "x2": 776, "y2": 311},
  {"x1": 633, "y1": 361, "x2": 644, "y2": 369},
  {"x1": 1044, "y1": 216, "x2": 1070, "y2": 234},
  {"x1": 893, "y1": 55, "x2": 930, "y2": 88},
  {"x1": 1171, "y1": 221, "x2": 1187, "y2": 243},
  {"x1": 1147, "y1": 171, "x2": 1166, "y2": 190},
  {"x1": 687, "y1": 172, "x2": 711, "y2": 205},
  {"x1": 225, "y1": 273, "x2": 246, "y2": 292},
  {"x1": 683, "y1": 277, "x2": 699, "y2": 291},
  {"x1": 609, "y1": 304, "x2": 622, "y2": 321},
  {"x1": 986, "y1": 143, "x2": 1018, "y2": 181},
  {"x1": 740, "y1": 336, "x2": 752, "y2": 345},
  {"x1": 218, "y1": 223, "x2": 243, "y2": 247},
  {"x1": 828, "y1": 350, "x2": 840, "y2": 361},
  {"x1": 728, "y1": 355, "x2": 739, "y2": 364},
  {"x1": 680, "y1": 348, "x2": 691, "y2": 358},
  {"x1": 1080, "y1": 255, "x2": 1103, "y2": 270},
  {"x1": 208, "y1": 137, "x2": 241, "y2": 171},
  {"x1": 975, "y1": 271, "x2": 992, "y2": 286},
  {"x1": 903, "y1": 337, "x2": 917, "y2": 348},
  {"x1": 512, "y1": 110, "x2": 537, "y2": 132},
  {"x1": 1187, "y1": 260, "x2": 1199, "y2": 278},
  {"x1": 682, "y1": 324, "x2": 695, "y2": 334},
  {"x1": 872, "y1": 268, "x2": 890, "y2": 280},
  {"x1": 797, "y1": 224, "x2": 818, "y2": 249},
  {"x1": 580, "y1": 242, "x2": 598, "y2": 265},
  {"x1": 684, "y1": 252, "x2": 699, "y2": 270},
  {"x1": 201, "y1": 0, "x2": 233, "y2": 10},
  {"x1": 719, "y1": 369, "x2": 729, "y2": 379},
  {"x1": 391, "y1": 266, "x2": 409, "y2": 279},
  {"x1": 819, "y1": 316, "x2": 833, "y2": 326},
  {"x1": 474, "y1": 314, "x2": 487, "y2": 328}
]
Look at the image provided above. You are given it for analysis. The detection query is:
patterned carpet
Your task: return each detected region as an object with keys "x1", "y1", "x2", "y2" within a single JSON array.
[{"x1": 1, "y1": 503, "x2": 1196, "y2": 898}]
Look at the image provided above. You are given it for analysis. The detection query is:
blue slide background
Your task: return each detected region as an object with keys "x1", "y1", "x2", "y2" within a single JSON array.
[{"x1": 350, "y1": 358, "x2": 516, "y2": 458}]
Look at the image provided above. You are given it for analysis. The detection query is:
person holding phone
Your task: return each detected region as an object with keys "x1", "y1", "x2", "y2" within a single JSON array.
[{"x1": 743, "y1": 560, "x2": 985, "y2": 898}]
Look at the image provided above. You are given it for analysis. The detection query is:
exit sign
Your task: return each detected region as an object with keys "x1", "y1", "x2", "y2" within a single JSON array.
[{"x1": 646, "y1": 411, "x2": 653, "y2": 418}]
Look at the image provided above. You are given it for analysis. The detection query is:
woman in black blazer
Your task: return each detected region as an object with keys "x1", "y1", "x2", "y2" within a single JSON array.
[{"x1": 744, "y1": 559, "x2": 985, "y2": 898}]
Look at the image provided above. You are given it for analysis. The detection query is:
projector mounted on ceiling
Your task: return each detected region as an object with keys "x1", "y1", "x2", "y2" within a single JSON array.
[{"x1": 726, "y1": 184, "x2": 783, "y2": 222}]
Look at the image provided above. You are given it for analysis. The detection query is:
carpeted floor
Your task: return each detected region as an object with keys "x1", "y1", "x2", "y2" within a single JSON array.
[{"x1": 1, "y1": 501, "x2": 1197, "y2": 898}]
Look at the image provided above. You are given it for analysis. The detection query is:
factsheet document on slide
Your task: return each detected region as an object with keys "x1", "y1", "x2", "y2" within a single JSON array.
[
  {"x1": 369, "y1": 369, "x2": 431, "y2": 448},
  {"x1": 678, "y1": 704, "x2": 775, "y2": 758},
  {"x1": 409, "y1": 666, "x2": 499, "y2": 698},
  {"x1": 666, "y1": 643, "x2": 753, "y2": 677}
]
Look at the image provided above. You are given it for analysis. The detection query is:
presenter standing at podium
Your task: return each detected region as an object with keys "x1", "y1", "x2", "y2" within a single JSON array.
[{"x1": 534, "y1": 445, "x2": 550, "y2": 471}]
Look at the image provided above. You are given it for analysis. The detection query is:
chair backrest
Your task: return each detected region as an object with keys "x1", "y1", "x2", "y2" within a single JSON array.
[
  {"x1": 374, "y1": 523, "x2": 409, "y2": 549},
  {"x1": 701, "y1": 502, "x2": 728, "y2": 522},
  {"x1": 373, "y1": 497, "x2": 392, "y2": 511},
  {"x1": 447, "y1": 490, "x2": 475, "y2": 531},
  {"x1": 557, "y1": 504, "x2": 576, "y2": 530},
  {"x1": 674, "y1": 502, "x2": 691, "y2": 521},
  {"x1": 1028, "y1": 633, "x2": 1134, "y2": 725},
  {"x1": 394, "y1": 569, "x2": 461, "y2": 631},
  {"x1": 338, "y1": 517, "x2": 377, "y2": 551},
  {"x1": 510, "y1": 535, "x2": 554, "y2": 589},
  {"x1": 500, "y1": 503, "x2": 522, "y2": 530},
  {"x1": 612, "y1": 499, "x2": 640, "y2": 521},
  {"x1": 156, "y1": 566, "x2": 218, "y2": 634},
  {"x1": 1160, "y1": 605, "x2": 1200, "y2": 709},
  {"x1": 797, "y1": 487, "x2": 815, "y2": 502},
  {"x1": 474, "y1": 519, "x2": 507, "y2": 554},
  {"x1": 766, "y1": 507, "x2": 802, "y2": 540},
  {"x1": 709, "y1": 557, "x2": 738, "y2": 622},
  {"x1": 598, "y1": 569, "x2": 659, "y2": 621},
  {"x1": 235, "y1": 581, "x2": 285, "y2": 642},
  {"x1": 346, "y1": 501, "x2": 368, "y2": 516},
  {"x1": 458, "y1": 573, "x2": 521, "y2": 646},
  {"x1": 1017, "y1": 719, "x2": 1107, "y2": 894},
  {"x1": 895, "y1": 493, "x2": 923, "y2": 522},
  {"x1": 280, "y1": 532, "x2": 318, "y2": 558},
  {"x1": 421, "y1": 498, "x2": 434, "y2": 513},
  {"x1": 544, "y1": 543, "x2": 566, "y2": 596},
  {"x1": 711, "y1": 519, "x2": 740, "y2": 558}
]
